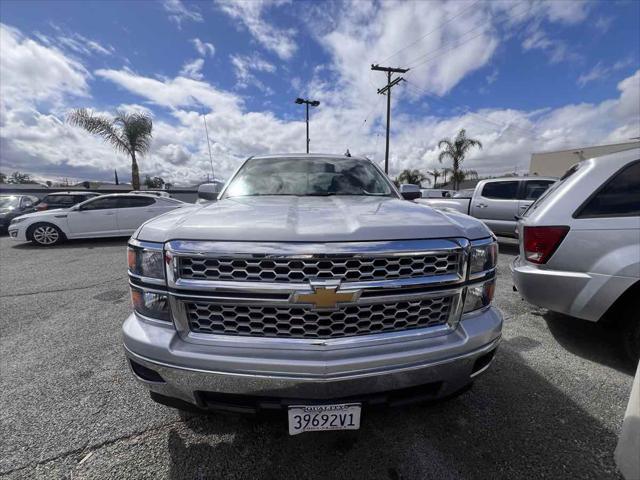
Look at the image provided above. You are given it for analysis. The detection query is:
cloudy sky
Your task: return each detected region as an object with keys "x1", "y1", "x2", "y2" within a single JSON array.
[{"x1": 1, "y1": 0, "x2": 639, "y2": 185}]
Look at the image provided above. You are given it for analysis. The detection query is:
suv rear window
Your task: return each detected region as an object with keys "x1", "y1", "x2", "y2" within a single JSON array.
[
  {"x1": 481, "y1": 181, "x2": 519, "y2": 199},
  {"x1": 576, "y1": 160, "x2": 640, "y2": 218}
]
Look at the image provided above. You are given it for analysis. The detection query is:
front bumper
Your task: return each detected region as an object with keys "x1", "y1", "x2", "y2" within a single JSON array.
[
  {"x1": 7, "y1": 226, "x2": 25, "y2": 240},
  {"x1": 123, "y1": 306, "x2": 503, "y2": 408}
]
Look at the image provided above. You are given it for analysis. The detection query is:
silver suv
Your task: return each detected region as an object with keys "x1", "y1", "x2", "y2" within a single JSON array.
[{"x1": 512, "y1": 148, "x2": 640, "y2": 360}]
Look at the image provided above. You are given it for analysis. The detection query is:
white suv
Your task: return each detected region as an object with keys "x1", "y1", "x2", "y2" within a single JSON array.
[{"x1": 511, "y1": 148, "x2": 640, "y2": 360}]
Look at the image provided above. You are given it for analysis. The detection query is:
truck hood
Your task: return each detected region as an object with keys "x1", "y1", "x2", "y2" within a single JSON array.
[{"x1": 136, "y1": 196, "x2": 491, "y2": 243}]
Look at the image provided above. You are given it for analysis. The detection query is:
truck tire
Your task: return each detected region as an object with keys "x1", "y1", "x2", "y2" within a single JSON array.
[{"x1": 28, "y1": 223, "x2": 65, "y2": 246}]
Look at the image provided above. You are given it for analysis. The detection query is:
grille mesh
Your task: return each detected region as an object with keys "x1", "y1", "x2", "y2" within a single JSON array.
[
  {"x1": 185, "y1": 297, "x2": 453, "y2": 339},
  {"x1": 178, "y1": 252, "x2": 460, "y2": 283}
]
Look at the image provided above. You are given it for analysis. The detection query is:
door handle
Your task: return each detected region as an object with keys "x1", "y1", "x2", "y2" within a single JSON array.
[
  {"x1": 476, "y1": 203, "x2": 488, "y2": 208},
  {"x1": 103, "y1": 212, "x2": 115, "y2": 215},
  {"x1": 519, "y1": 205, "x2": 529, "y2": 209}
]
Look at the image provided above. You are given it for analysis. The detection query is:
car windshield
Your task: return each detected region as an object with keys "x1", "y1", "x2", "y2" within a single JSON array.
[
  {"x1": 223, "y1": 157, "x2": 394, "y2": 198},
  {"x1": 0, "y1": 196, "x2": 20, "y2": 208}
]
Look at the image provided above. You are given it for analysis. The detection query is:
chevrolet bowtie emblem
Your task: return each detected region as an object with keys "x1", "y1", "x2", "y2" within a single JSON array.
[{"x1": 292, "y1": 283, "x2": 360, "y2": 310}]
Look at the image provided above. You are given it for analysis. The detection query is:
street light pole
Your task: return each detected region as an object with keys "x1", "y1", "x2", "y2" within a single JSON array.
[
  {"x1": 295, "y1": 97, "x2": 320, "y2": 154},
  {"x1": 305, "y1": 102, "x2": 310, "y2": 153}
]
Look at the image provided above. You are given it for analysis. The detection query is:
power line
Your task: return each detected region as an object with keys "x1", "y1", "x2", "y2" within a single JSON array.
[
  {"x1": 371, "y1": 64, "x2": 409, "y2": 174},
  {"x1": 377, "y1": 0, "x2": 482, "y2": 65}
]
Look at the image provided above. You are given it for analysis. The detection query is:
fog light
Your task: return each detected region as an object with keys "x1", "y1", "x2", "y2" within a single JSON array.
[
  {"x1": 131, "y1": 286, "x2": 171, "y2": 321},
  {"x1": 463, "y1": 278, "x2": 496, "y2": 313}
]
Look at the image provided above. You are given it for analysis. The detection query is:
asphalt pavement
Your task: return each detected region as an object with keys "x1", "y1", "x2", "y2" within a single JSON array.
[{"x1": 0, "y1": 235, "x2": 635, "y2": 479}]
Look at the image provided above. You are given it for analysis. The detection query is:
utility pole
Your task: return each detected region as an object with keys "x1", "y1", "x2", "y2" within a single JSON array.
[
  {"x1": 295, "y1": 97, "x2": 320, "y2": 153},
  {"x1": 371, "y1": 64, "x2": 409, "y2": 174}
]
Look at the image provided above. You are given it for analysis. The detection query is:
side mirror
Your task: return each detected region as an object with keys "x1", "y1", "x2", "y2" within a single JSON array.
[
  {"x1": 399, "y1": 184, "x2": 421, "y2": 201},
  {"x1": 198, "y1": 183, "x2": 221, "y2": 201}
]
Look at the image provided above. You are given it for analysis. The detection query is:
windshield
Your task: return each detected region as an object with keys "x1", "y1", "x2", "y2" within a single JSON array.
[
  {"x1": 0, "y1": 196, "x2": 20, "y2": 209},
  {"x1": 224, "y1": 157, "x2": 394, "y2": 198}
]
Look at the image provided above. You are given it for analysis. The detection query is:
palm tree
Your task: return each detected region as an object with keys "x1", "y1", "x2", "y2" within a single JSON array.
[
  {"x1": 396, "y1": 169, "x2": 430, "y2": 187},
  {"x1": 426, "y1": 169, "x2": 441, "y2": 188},
  {"x1": 68, "y1": 109, "x2": 153, "y2": 189},
  {"x1": 437, "y1": 129, "x2": 482, "y2": 190},
  {"x1": 451, "y1": 168, "x2": 478, "y2": 188}
]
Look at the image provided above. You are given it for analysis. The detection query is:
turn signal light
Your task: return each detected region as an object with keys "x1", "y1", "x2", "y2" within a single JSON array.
[{"x1": 523, "y1": 226, "x2": 569, "y2": 264}]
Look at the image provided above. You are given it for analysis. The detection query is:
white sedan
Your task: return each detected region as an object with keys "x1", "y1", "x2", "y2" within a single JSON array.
[{"x1": 8, "y1": 193, "x2": 186, "y2": 246}]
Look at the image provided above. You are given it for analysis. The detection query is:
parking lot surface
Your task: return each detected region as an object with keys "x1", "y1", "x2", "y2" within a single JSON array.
[{"x1": 0, "y1": 236, "x2": 635, "y2": 480}]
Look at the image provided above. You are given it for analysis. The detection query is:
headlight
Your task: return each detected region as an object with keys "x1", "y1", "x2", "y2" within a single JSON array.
[
  {"x1": 130, "y1": 286, "x2": 171, "y2": 321},
  {"x1": 10, "y1": 217, "x2": 26, "y2": 225},
  {"x1": 463, "y1": 278, "x2": 496, "y2": 313},
  {"x1": 128, "y1": 244, "x2": 165, "y2": 279},
  {"x1": 468, "y1": 241, "x2": 498, "y2": 276}
]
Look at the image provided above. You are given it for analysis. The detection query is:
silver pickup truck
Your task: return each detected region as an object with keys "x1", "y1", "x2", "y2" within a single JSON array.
[
  {"x1": 417, "y1": 177, "x2": 556, "y2": 237},
  {"x1": 123, "y1": 154, "x2": 502, "y2": 435}
]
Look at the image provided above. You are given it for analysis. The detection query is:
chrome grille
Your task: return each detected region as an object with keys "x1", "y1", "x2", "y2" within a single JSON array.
[
  {"x1": 185, "y1": 296, "x2": 453, "y2": 338},
  {"x1": 178, "y1": 252, "x2": 460, "y2": 283}
]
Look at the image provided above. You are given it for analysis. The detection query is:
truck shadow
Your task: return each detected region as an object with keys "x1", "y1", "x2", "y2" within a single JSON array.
[
  {"x1": 165, "y1": 346, "x2": 624, "y2": 480},
  {"x1": 496, "y1": 238, "x2": 519, "y2": 257},
  {"x1": 539, "y1": 310, "x2": 635, "y2": 375}
]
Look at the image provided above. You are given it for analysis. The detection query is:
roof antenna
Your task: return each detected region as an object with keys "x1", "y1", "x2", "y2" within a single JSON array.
[{"x1": 345, "y1": 149, "x2": 351, "y2": 157}]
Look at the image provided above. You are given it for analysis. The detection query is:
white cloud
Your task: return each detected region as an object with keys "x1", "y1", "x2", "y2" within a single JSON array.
[
  {"x1": 230, "y1": 54, "x2": 276, "y2": 92},
  {"x1": 543, "y1": 0, "x2": 591, "y2": 24},
  {"x1": 162, "y1": 0, "x2": 203, "y2": 28},
  {"x1": 191, "y1": 38, "x2": 215, "y2": 57},
  {"x1": 0, "y1": 23, "x2": 90, "y2": 110},
  {"x1": 594, "y1": 15, "x2": 614, "y2": 34},
  {"x1": 521, "y1": 23, "x2": 579, "y2": 64},
  {"x1": 94, "y1": 68, "x2": 241, "y2": 112},
  {"x1": 578, "y1": 58, "x2": 635, "y2": 87},
  {"x1": 179, "y1": 58, "x2": 204, "y2": 80},
  {"x1": 615, "y1": 69, "x2": 640, "y2": 119},
  {"x1": 215, "y1": 0, "x2": 297, "y2": 60}
]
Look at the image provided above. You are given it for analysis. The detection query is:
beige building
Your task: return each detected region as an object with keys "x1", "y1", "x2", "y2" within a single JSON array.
[{"x1": 530, "y1": 140, "x2": 640, "y2": 177}]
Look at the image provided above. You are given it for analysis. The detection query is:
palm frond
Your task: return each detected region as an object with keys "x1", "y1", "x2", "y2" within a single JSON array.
[
  {"x1": 67, "y1": 109, "x2": 131, "y2": 155},
  {"x1": 115, "y1": 111, "x2": 153, "y2": 156},
  {"x1": 463, "y1": 169, "x2": 479, "y2": 180},
  {"x1": 438, "y1": 150, "x2": 452, "y2": 163}
]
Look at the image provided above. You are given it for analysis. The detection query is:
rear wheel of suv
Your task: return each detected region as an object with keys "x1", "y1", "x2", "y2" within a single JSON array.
[{"x1": 29, "y1": 223, "x2": 64, "y2": 246}]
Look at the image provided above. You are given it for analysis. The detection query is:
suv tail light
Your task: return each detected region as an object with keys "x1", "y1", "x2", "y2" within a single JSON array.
[
  {"x1": 523, "y1": 226, "x2": 569, "y2": 264},
  {"x1": 36, "y1": 203, "x2": 48, "y2": 211}
]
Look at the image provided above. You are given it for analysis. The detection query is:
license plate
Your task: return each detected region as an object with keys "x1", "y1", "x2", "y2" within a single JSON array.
[{"x1": 288, "y1": 403, "x2": 361, "y2": 435}]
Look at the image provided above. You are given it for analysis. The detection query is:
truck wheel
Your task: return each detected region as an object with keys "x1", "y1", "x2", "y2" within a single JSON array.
[{"x1": 28, "y1": 223, "x2": 64, "y2": 246}]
